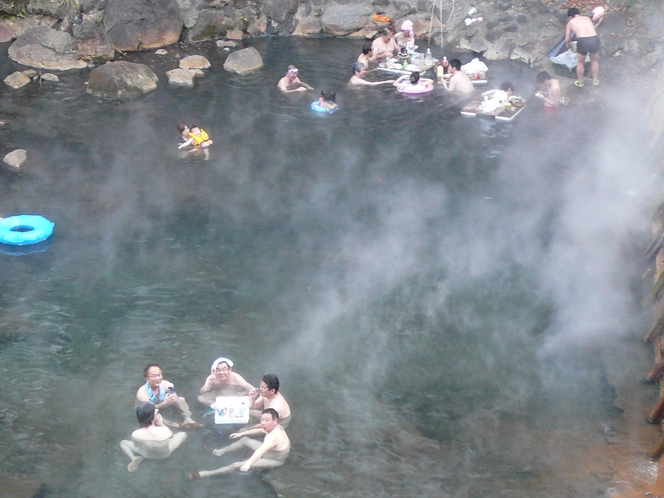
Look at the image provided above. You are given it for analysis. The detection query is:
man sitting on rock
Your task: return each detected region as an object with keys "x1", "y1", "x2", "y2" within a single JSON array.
[
  {"x1": 278, "y1": 65, "x2": 314, "y2": 93},
  {"x1": 120, "y1": 402, "x2": 187, "y2": 472},
  {"x1": 188, "y1": 408, "x2": 290, "y2": 479}
]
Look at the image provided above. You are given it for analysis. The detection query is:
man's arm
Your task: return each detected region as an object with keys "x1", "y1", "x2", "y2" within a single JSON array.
[
  {"x1": 230, "y1": 428, "x2": 264, "y2": 438},
  {"x1": 565, "y1": 21, "x2": 573, "y2": 46},
  {"x1": 297, "y1": 78, "x2": 314, "y2": 90},
  {"x1": 240, "y1": 434, "x2": 277, "y2": 471}
]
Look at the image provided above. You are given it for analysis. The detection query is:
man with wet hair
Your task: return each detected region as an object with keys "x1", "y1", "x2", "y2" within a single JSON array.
[
  {"x1": 349, "y1": 62, "x2": 395, "y2": 86},
  {"x1": 277, "y1": 65, "x2": 314, "y2": 93},
  {"x1": 565, "y1": 7, "x2": 600, "y2": 87},
  {"x1": 535, "y1": 71, "x2": 561, "y2": 114},
  {"x1": 198, "y1": 357, "x2": 254, "y2": 405},
  {"x1": 120, "y1": 402, "x2": 188, "y2": 472},
  {"x1": 136, "y1": 363, "x2": 199, "y2": 428},
  {"x1": 371, "y1": 27, "x2": 399, "y2": 60},
  {"x1": 240, "y1": 373, "x2": 292, "y2": 432},
  {"x1": 188, "y1": 408, "x2": 290, "y2": 479},
  {"x1": 439, "y1": 58, "x2": 474, "y2": 95}
]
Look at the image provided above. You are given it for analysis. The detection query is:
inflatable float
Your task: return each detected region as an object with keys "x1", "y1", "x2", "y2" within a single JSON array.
[
  {"x1": 0, "y1": 215, "x2": 55, "y2": 246},
  {"x1": 397, "y1": 83, "x2": 434, "y2": 95},
  {"x1": 311, "y1": 101, "x2": 338, "y2": 113}
]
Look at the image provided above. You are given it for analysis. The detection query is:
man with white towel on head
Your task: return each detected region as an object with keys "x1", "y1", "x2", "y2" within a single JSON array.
[{"x1": 198, "y1": 357, "x2": 254, "y2": 406}]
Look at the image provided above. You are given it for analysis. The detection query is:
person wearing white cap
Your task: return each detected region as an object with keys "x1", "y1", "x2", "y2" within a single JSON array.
[
  {"x1": 277, "y1": 65, "x2": 314, "y2": 93},
  {"x1": 394, "y1": 20, "x2": 417, "y2": 52},
  {"x1": 198, "y1": 357, "x2": 254, "y2": 405}
]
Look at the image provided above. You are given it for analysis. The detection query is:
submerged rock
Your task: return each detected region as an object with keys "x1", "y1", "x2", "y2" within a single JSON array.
[
  {"x1": 166, "y1": 68, "x2": 204, "y2": 86},
  {"x1": 4, "y1": 72, "x2": 31, "y2": 89},
  {"x1": 179, "y1": 55, "x2": 210, "y2": 70},
  {"x1": 41, "y1": 73, "x2": 59, "y2": 82},
  {"x1": 87, "y1": 61, "x2": 158, "y2": 100},
  {"x1": 3, "y1": 149, "x2": 27, "y2": 168},
  {"x1": 8, "y1": 27, "x2": 88, "y2": 71},
  {"x1": 223, "y1": 47, "x2": 263, "y2": 74},
  {"x1": 103, "y1": 0, "x2": 183, "y2": 51}
]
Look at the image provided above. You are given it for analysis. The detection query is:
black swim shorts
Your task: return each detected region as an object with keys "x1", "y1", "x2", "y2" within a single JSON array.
[{"x1": 576, "y1": 35, "x2": 600, "y2": 55}]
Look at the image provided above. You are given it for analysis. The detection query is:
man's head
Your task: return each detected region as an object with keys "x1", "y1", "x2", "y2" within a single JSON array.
[
  {"x1": 536, "y1": 71, "x2": 552, "y2": 84},
  {"x1": 499, "y1": 81, "x2": 513, "y2": 93},
  {"x1": 286, "y1": 65, "x2": 299, "y2": 81},
  {"x1": 449, "y1": 59, "x2": 462, "y2": 72},
  {"x1": 211, "y1": 357, "x2": 234, "y2": 381},
  {"x1": 567, "y1": 7, "x2": 580, "y2": 18},
  {"x1": 353, "y1": 61, "x2": 366, "y2": 77},
  {"x1": 378, "y1": 27, "x2": 392, "y2": 41},
  {"x1": 136, "y1": 402, "x2": 156, "y2": 427},
  {"x1": 144, "y1": 364, "x2": 163, "y2": 386},
  {"x1": 362, "y1": 44, "x2": 373, "y2": 55},
  {"x1": 260, "y1": 374, "x2": 280, "y2": 396},
  {"x1": 260, "y1": 408, "x2": 280, "y2": 431}
]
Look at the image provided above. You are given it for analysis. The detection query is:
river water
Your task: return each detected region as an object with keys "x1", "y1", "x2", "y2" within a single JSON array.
[{"x1": 0, "y1": 37, "x2": 658, "y2": 497}]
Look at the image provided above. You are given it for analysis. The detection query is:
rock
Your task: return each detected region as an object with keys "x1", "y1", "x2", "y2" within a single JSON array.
[
  {"x1": 262, "y1": 0, "x2": 299, "y2": 23},
  {"x1": 87, "y1": 61, "x2": 158, "y2": 100},
  {"x1": 22, "y1": 69, "x2": 38, "y2": 78},
  {"x1": 179, "y1": 55, "x2": 210, "y2": 69},
  {"x1": 185, "y1": 9, "x2": 232, "y2": 42},
  {"x1": 0, "y1": 15, "x2": 59, "y2": 38},
  {"x1": 293, "y1": 17, "x2": 322, "y2": 36},
  {"x1": 155, "y1": 49, "x2": 168, "y2": 55},
  {"x1": 41, "y1": 72, "x2": 59, "y2": 82},
  {"x1": 459, "y1": 36, "x2": 488, "y2": 53},
  {"x1": 0, "y1": 121, "x2": 5, "y2": 127},
  {"x1": 227, "y1": 28, "x2": 243, "y2": 40},
  {"x1": 486, "y1": 19, "x2": 500, "y2": 30},
  {"x1": 103, "y1": 0, "x2": 183, "y2": 51},
  {"x1": 216, "y1": 39, "x2": 236, "y2": 48},
  {"x1": 8, "y1": 27, "x2": 88, "y2": 71},
  {"x1": 517, "y1": 14, "x2": 527, "y2": 23},
  {"x1": 497, "y1": 1, "x2": 511, "y2": 11},
  {"x1": 72, "y1": 19, "x2": 116, "y2": 61},
  {"x1": 503, "y1": 23, "x2": 518, "y2": 33},
  {"x1": 246, "y1": 16, "x2": 267, "y2": 36},
  {"x1": 484, "y1": 37, "x2": 513, "y2": 60},
  {"x1": 4, "y1": 72, "x2": 31, "y2": 89},
  {"x1": 3, "y1": 149, "x2": 27, "y2": 169},
  {"x1": 321, "y1": 4, "x2": 372, "y2": 36},
  {"x1": 223, "y1": 46, "x2": 263, "y2": 74},
  {"x1": 486, "y1": 27, "x2": 504, "y2": 42},
  {"x1": 0, "y1": 23, "x2": 15, "y2": 42},
  {"x1": 166, "y1": 68, "x2": 204, "y2": 86},
  {"x1": 175, "y1": 0, "x2": 199, "y2": 28}
]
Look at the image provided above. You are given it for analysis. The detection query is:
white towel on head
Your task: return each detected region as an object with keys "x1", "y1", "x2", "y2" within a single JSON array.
[{"x1": 211, "y1": 357, "x2": 234, "y2": 372}]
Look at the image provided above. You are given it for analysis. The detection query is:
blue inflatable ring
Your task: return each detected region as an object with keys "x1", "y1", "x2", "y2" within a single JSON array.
[
  {"x1": 311, "y1": 101, "x2": 338, "y2": 113},
  {"x1": 0, "y1": 215, "x2": 55, "y2": 246}
]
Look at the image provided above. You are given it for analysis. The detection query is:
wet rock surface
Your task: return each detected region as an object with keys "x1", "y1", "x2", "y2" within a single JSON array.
[
  {"x1": 3, "y1": 72, "x2": 31, "y2": 89},
  {"x1": 86, "y1": 61, "x2": 158, "y2": 100},
  {"x1": 8, "y1": 26, "x2": 88, "y2": 71},
  {"x1": 223, "y1": 46, "x2": 263, "y2": 74},
  {"x1": 3, "y1": 149, "x2": 27, "y2": 168}
]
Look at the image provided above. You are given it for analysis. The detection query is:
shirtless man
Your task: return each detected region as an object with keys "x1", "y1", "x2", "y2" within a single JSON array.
[
  {"x1": 198, "y1": 357, "x2": 254, "y2": 405},
  {"x1": 371, "y1": 28, "x2": 399, "y2": 61},
  {"x1": 240, "y1": 374, "x2": 291, "y2": 432},
  {"x1": 120, "y1": 402, "x2": 187, "y2": 472},
  {"x1": 349, "y1": 62, "x2": 395, "y2": 86},
  {"x1": 357, "y1": 44, "x2": 380, "y2": 68},
  {"x1": 565, "y1": 7, "x2": 600, "y2": 87},
  {"x1": 136, "y1": 363, "x2": 198, "y2": 429},
  {"x1": 535, "y1": 71, "x2": 561, "y2": 115},
  {"x1": 277, "y1": 65, "x2": 314, "y2": 93},
  {"x1": 188, "y1": 408, "x2": 290, "y2": 479},
  {"x1": 439, "y1": 59, "x2": 474, "y2": 95}
]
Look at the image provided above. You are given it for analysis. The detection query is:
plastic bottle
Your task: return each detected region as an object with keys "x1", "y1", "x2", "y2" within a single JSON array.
[
  {"x1": 425, "y1": 48, "x2": 432, "y2": 64},
  {"x1": 442, "y1": 56, "x2": 448, "y2": 74}
]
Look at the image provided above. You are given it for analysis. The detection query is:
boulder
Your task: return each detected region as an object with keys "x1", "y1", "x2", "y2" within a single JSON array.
[
  {"x1": 321, "y1": 4, "x2": 372, "y2": 36},
  {"x1": 73, "y1": 18, "x2": 115, "y2": 61},
  {"x1": 223, "y1": 46, "x2": 263, "y2": 74},
  {"x1": 227, "y1": 28, "x2": 243, "y2": 40},
  {"x1": 8, "y1": 27, "x2": 88, "y2": 71},
  {"x1": 180, "y1": 55, "x2": 210, "y2": 69},
  {"x1": 23, "y1": 69, "x2": 38, "y2": 78},
  {"x1": 166, "y1": 68, "x2": 204, "y2": 86},
  {"x1": 175, "y1": 0, "x2": 199, "y2": 28},
  {"x1": 103, "y1": 0, "x2": 183, "y2": 51},
  {"x1": 261, "y1": 0, "x2": 298, "y2": 23},
  {"x1": 484, "y1": 37, "x2": 514, "y2": 60},
  {"x1": 0, "y1": 23, "x2": 15, "y2": 42},
  {"x1": 3, "y1": 149, "x2": 27, "y2": 169},
  {"x1": 4, "y1": 72, "x2": 31, "y2": 89},
  {"x1": 87, "y1": 61, "x2": 158, "y2": 100},
  {"x1": 41, "y1": 72, "x2": 59, "y2": 81},
  {"x1": 216, "y1": 39, "x2": 236, "y2": 48},
  {"x1": 293, "y1": 3, "x2": 322, "y2": 36},
  {"x1": 185, "y1": 9, "x2": 232, "y2": 42}
]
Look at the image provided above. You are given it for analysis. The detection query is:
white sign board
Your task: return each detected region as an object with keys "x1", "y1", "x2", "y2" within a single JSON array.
[{"x1": 213, "y1": 396, "x2": 250, "y2": 424}]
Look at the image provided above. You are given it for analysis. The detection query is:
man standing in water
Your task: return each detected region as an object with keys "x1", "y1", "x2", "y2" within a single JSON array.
[
  {"x1": 438, "y1": 59, "x2": 474, "y2": 95},
  {"x1": 198, "y1": 357, "x2": 254, "y2": 405},
  {"x1": 565, "y1": 7, "x2": 600, "y2": 87},
  {"x1": 120, "y1": 402, "x2": 187, "y2": 472},
  {"x1": 136, "y1": 363, "x2": 199, "y2": 429},
  {"x1": 188, "y1": 408, "x2": 290, "y2": 479},
  {"x1": 278, "y1": 65, "x2": 314, "y2": 93},
  {"x1": 535, "y1": 71, "x2": 561, "y2": 115}
]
